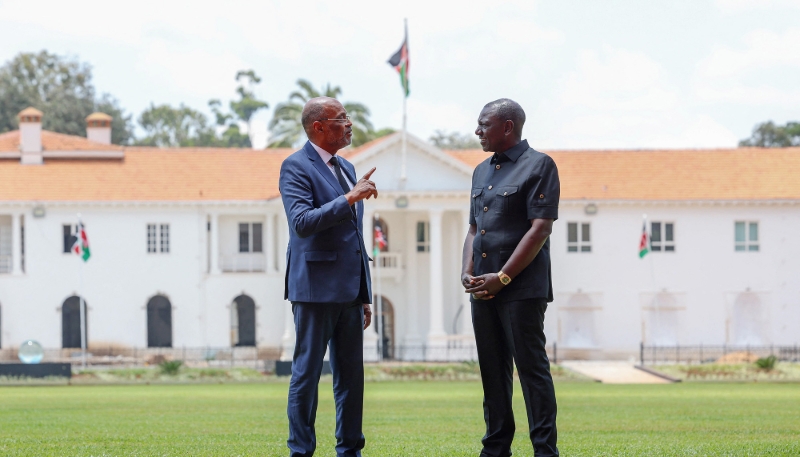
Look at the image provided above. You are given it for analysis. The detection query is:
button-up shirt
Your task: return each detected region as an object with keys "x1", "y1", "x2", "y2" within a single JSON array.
[
  {"x1": 310, "y1": 141, "x2": 354, "y2": 189},
  {"x1": 469, "y1": 139, "x2": 560, "y2": 302}
]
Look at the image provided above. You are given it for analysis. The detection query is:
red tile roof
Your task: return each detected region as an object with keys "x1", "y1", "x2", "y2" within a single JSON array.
[
  {"x1": 1, "y1": 128, "x2": 799, "y2": 202},
  {"x1": 446, "y1": 147, "x2": 800, "y2": 201}
]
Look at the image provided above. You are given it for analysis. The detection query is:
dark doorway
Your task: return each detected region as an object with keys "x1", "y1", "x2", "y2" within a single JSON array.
[
  {"x1": 62, "y1": 296, "x2": 87, "y2": 348},
  {"x1": 374, "y1": 295, "x2": 395, "y2": 359},
  {"x1": 233, "y1": 295, "x2": 256, "y2": 346},
  {"x1": 147, "y1": 295, "x2": 172, "y2": 348}
]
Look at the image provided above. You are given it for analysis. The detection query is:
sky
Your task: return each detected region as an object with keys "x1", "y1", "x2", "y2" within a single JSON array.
[{"x1": 1, "y1": 0, "x2": 798, "y2": 149}]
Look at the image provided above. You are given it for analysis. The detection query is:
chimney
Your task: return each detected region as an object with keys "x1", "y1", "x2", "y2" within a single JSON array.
[
  {"x1": 18, "y1": 107, "x2": 43, "y2": 165},
  {"x1": 86, "y1": 112, "x2": 112, "y2": 144}
]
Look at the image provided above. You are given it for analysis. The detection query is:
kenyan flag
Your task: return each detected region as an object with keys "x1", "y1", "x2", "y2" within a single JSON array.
[
  {"x1": 638, "y1": 221, "x2": 649, "y2": 258},
  {"x1": 72, "y1": 221, "x2": 91, "y2": 262},
  {"x1": 387, "y1": 23, "x2": 409, "y2": 97}
]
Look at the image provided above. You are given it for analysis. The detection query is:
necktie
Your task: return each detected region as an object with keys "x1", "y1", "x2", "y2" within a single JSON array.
[{"x1": 328, "y1": 156, "x2": 357, "y2": 218}]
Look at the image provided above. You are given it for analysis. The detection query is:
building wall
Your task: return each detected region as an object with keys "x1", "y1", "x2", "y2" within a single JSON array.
[
  {"x1": 1, "y1": 198, "x2": 798, "y2": 358},
  {"x1": 549, "y1": 202, "x2": 800, "y2": 356}
]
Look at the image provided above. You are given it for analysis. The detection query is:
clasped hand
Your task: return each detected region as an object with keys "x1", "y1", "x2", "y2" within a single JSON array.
[
  {"x1": 462, "y1": 272, "x2": 504, "y2": 300},
  {"x1": 346, "y1": 167, "x2": 378, "y2": 205}
]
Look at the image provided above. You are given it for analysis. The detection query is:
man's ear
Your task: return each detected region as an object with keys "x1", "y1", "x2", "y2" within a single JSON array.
[{"x1": 505, "y1": 120, "x2": 515, "y2": 136}]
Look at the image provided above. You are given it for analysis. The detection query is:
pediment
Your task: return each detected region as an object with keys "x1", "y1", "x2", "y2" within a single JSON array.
[{"x1": 347, "y1": 133, "x2": 473, "y2": 192}]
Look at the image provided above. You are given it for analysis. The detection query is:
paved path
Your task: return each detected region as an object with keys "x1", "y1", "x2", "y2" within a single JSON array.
[{"x1": 561, "y1": 361, "x2": 671, "y2": 384}]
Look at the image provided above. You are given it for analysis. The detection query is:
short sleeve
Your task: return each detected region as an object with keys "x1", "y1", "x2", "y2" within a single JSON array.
[{"x1": 526, "y1": 155, "x2": 560, "y2": 221}]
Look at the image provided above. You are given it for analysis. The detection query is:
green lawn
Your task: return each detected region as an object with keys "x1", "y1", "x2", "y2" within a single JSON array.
[{"x1": 1, "y1": 382, "x2": 798, "y2": 456}]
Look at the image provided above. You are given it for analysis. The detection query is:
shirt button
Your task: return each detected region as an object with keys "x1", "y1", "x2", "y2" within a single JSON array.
[
  {"x1": 482, "y1": 253, "x2": 487, "y2": 258},
  {"x1": 495, "y1": 164, "x2": 501, "y2": 170},
  {"x1": 483, "y1": 207, "x2": 488, "y2": 212},
  {"x1": 488, "y1": 185, "x2": 493, "y2": 190},
  {"x1": 540, "y1": 194, "x2": 545, "y2": 199},
  {"x1": 503, "y1": 191, "x2": 508, "y2": 196},
  {"x1": 480, "y1": 230, "x2": 486, "y2": 235}
]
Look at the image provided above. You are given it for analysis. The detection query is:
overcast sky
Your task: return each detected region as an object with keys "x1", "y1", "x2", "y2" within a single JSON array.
[{"x1": 2, "y1": 0, "x2": 798, "y2": 149}]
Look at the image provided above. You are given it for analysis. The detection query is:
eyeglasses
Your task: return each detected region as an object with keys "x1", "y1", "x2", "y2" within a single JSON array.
[{"x1": 318, "y1": 116, "x2": 351, "y2": 123}]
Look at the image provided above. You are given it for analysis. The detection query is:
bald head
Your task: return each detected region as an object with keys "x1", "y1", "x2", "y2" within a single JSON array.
[
  {"x1": 302, "y1": 97, "x2": 338, "y2": 136},
  {"x1": 483, "y1": 98, "x2": 525, "y2": 138},
  {"x1": 301, "y1": 96, "x2": 353, "y2": 153}
]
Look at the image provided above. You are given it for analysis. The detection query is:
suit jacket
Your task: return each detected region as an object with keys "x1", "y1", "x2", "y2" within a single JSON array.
[{"x1": 279, "y1": 141, "x2": 372, "y2": 304}]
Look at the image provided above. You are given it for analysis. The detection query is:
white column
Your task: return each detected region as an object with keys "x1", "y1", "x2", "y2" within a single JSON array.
[
  {"x1": 281, "y1": 302, "x2": 296, "y2": 361},
  {"x1": 11, "y1": 212, "x2": 22, "y2": 275},
  {"x1": 427, "y1": 209, "x2": 446, "y2": 338},
  {"x1": 265, "y1": 212, "x2": 276, "y2": 272},
  {"x1": 363, "y1": 208, "x2": 379, "y2": 361},
  {"x1": 209, "y1": 213, "x2": 220, "y2": 274},
  {"x1": 460, "y1": 210, "x2": 474, "y2": 335}
]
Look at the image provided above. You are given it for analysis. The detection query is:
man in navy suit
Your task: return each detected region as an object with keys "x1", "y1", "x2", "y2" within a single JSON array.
[{"x1": 279, "y1": 96, "x2": 378, "y2": 457}]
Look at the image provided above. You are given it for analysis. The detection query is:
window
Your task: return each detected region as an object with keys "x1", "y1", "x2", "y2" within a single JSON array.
[
  {"x1": 147, "y1": 225, "x2": 157, "y2": 253},
  {"x1": 567, "y1": 222, "x2": 591, "y2": 252},
  {"x1": 63, "y1": 224, "x2": 77, "y2": 253},
  {"x1": 147, "y1": 224, "x2": 170, "y2": 254},
  {"x1": 416, "y1": 221, "x2": 429, "y2": 252},
  {"x1": 239, "y1": 223, "x2": 263, "y2": 253},
  {"x1": 735, "y1": 221, "x2": 759, "y2": 252},
  {"x1": 650, "y1": 222, "x2": 675, "y2": 252}
]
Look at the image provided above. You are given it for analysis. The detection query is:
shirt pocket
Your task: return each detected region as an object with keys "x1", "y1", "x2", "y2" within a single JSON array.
[
  {"x1": 496, "y1": 186, "x2": 519, "y2": 214},
  {"x1": 471, "y1": 187, "x2": 484, "y2": 219}
]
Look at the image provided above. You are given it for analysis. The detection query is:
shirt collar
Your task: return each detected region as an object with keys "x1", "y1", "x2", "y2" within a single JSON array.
[
  {"x1": 310, "y1": 141, "x2": 335, "y2": 164},
  {"x1": 492, "y1": 139, "x2": 529, "y2": 164}
]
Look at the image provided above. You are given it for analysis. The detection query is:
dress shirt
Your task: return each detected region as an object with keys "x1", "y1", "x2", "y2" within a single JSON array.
[
  {"x1": 310, "y1": 141, "x2": 355, "y2": 189},
  {"x1": 469, "y1": 139, "x2": 561, "y2": 302}
]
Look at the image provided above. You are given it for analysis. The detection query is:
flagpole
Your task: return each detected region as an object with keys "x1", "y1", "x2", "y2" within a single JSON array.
[
  {"x1": 78, "y1": 216, "x2": 87, "y2": 370},
  {"x1": 400, "y1": 17, "x2": 408, "y2": 184},
  {"x1": 374, "y1": 214, "x2": 384, "y2": 361},
  {"x1": 644, "y1": 213, "x2": 659, "y2": 345}
]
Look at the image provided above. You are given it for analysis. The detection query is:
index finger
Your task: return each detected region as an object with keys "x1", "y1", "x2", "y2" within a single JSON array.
[{"x1": 361, "y1": 167, "x2": 376, "y2": 180}]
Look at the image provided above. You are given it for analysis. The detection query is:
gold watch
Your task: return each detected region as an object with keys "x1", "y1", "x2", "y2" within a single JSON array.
[{"x1": 498, "y1": 270, "x2": 512, "y2": 285}]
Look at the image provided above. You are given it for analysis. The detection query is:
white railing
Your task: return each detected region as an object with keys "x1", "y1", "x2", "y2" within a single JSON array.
[
  {"x1": 371, "y1": 252, "x2": 403, "y2": 281},
  {"x1": 0, "y1": 255, "x2": 10, "y2": 274},
  {"x1": 220, "y1": 254, "x2": 266, "y2": 273}
]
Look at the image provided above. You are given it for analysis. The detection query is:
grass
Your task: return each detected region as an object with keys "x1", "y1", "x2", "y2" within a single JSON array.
[{"x1": 0, "y1": 382, "x2": 798, "y2": 456}]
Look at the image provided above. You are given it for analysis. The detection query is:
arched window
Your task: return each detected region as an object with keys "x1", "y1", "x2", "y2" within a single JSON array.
[
  {"x1": 147, "y1": 295, "x2": 173, "y2": 348},
  {"x1": 62, "y1": 296, "x2": 87, "y2": 348},
  {"x1": 232, "y1": 295, "x2": 256, "y2": 347},
  {"x1": 373, "y1": 295, "x2": 395, "y2": 359},
  {"x1": 372, "y1": 217, "x2": 389, "y2": 253},
  {"x1": 560, "y1": 294, "x2": 597, "y2": 348},
  {"x1": 647, "y1": 293, "x2": 679, "y2": 346},
  {"x1": 732, "y1": 293, "x2": 765, "y2": 345}
]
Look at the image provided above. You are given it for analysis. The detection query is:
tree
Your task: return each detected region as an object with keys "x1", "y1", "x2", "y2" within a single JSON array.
[
  {"x1": 209, "y1": 69, "x2": 269, "y2": 148},
  {"x1": 135, "y1": 103, "x2": 219, "y2": 147},
  {"x1": 428, "y1": 130, "x2": 481, "y2": 149},
  {"x1": 0, "y1": 50, "x2": 134, "y2": 144},
  {"x1": 739, "y1": 121, "x2": 800, "y2": 147},
  {"x1": 268, "y1": 79, "x2": 374, "y2": 148}
]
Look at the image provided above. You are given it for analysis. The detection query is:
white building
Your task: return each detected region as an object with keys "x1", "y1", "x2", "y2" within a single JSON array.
[{"x1": 1, "y1": 108, "x2": 798, "y2": 360}]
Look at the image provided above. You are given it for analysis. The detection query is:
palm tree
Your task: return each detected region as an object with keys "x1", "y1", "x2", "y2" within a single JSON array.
[{"x1": 268, "y1": 79, "x2": 374, "y2": 148}]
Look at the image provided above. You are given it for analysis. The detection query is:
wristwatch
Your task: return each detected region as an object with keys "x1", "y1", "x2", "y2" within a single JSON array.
[{"x1": 498, "y1": 270, "x2": 512, "y2": 286}]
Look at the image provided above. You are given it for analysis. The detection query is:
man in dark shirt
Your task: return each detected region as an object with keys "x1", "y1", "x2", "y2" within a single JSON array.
[{"x1": 462, "y1": 98, "x2": 560, "y2": 457}]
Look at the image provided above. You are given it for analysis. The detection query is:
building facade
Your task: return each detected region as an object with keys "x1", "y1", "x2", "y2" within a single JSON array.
[{"x1": 1, "y1": 109, "x2": 798, "y2": 359}]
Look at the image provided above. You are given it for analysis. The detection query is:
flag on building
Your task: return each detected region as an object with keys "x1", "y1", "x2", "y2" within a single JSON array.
[
  {"x1": 639, "y1": 221, "x2": 649, "y2": 258},
  {"x1": 72, "y1": 222, "x2": 91, "y2": 262},
  {"x1": 387, "y1": 23, "x2": 409, "y2": 97},
  {"x1": 374, "y1": 225, "x2": 387, "y2": 257}
]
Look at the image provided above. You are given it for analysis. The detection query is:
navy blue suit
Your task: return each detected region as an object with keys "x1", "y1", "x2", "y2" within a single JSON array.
[{"x1": 279, "y1": 141, "x2": 372, "y2": 457}]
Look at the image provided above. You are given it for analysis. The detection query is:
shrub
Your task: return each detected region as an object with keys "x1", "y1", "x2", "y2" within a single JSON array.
[
  {"x1": 755, "y1": 355, "x2": 777, "y2": 371},
  {"x1": 159, "y1": 360, "x2": 183, "y2": 375}
]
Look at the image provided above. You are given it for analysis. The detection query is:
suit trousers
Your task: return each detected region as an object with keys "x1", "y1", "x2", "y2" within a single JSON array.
[
  {"x1": 287, "y1": 301, "x2": 365, "y2": 457},
  {"x1": 472, "y1": 297, "x2": 558, "y2": 457}
]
